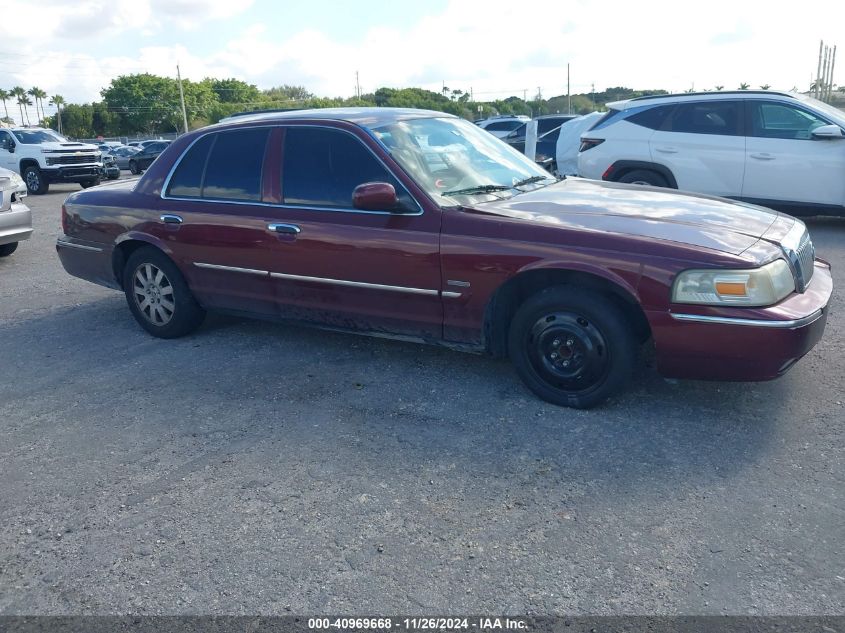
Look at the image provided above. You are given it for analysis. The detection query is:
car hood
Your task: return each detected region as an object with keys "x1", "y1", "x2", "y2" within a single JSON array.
[
  {"x1": 465, "y1": 178, "x2": 781, "y2": 256},
  {"x1": 38, "y1": 141, "x2": 99, "y2": 152}
]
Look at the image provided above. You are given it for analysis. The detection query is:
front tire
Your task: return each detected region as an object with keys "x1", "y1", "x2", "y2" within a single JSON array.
[
  {"x1": 0, "y1": 242, "x2": 18, "y2": 257},
  {"x1": 129, "y1": 161, "x2": 140, "y2": 175},
  {"x1": 23, "y1": 166, "x2": 49, "y2": 195},
  {"x1": 507, "y1": 286, "x2": 637, "y2": 408},
  {"x1": 123, "y1": 247, "x2": 206, "y2": 338}
]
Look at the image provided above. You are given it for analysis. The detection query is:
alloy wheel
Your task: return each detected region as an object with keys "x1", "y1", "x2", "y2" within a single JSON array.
[{"x1": 132, "y1": 263, "x2": 176, "y2": 326}]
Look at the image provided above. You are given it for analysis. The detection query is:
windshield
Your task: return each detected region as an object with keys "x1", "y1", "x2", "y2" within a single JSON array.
[
  {"x1": 12, "y1": 129, "x2": 68, "y2": 144},
  {"x1": 367, "y1": 117, "x2": 554, "y2": 204}
]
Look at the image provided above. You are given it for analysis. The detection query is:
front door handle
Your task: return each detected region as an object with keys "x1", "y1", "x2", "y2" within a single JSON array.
[
  {"x1": 268, "y1": 223, "x2": 301, "y2": 234},
  {"x1": 750, "y1": 153, "x2": 775, "y2": 160},
  {"x1": 160, "y1": 214, "x2": 183, "y2": 224}
]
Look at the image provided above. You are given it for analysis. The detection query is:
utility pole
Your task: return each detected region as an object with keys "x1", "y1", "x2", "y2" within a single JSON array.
[
  {"x1": 828, "y1": 46, "x2": 837, "y2": 102},
  {"x1": 355, "y1": 71, "x2": 361, "y2": 99},
  {"x1": 816, "y1": 40, "x2": 824, "y2": 98},
  {"x1": 176, "y1": 64, "x2": 189, "y2": 134},
  {"x1": 567, "y1": 63, "x2": 571, "y2": 114}
]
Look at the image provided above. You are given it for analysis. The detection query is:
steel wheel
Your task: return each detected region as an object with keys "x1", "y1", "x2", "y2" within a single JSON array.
[
  {"x1": 132, "y1": 263, "x2": 176, "y2": 326},
  {"x1": 525, "y1": 311, "x2": 611, "y2": 392}
]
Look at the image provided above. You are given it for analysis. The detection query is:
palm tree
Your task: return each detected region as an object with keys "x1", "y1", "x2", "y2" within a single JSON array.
[
  {"x1": 21, "y1": 96, "x2": 33, "y2": 125},
  {"x1": 714, "y1": 85, "x2": 724, "y2": 91},
  {"x1": 738, "y1": 83, "x2": 750, "y2": 90},
  {"x1": 50, "y1": 94, "x2": 65, "y2": 134},
  {"x1": 28, "y1": 87, "x2": 47, "y2": 123},
  {"x1": 10, "y1": 86, "x2": 26, "y2": 124},
  {"x1": 760, "y1": 84, "x2": 771, "y2": 90},
  {"x1": 0, "y1": 88, "x2": 9, "y2": 120}
]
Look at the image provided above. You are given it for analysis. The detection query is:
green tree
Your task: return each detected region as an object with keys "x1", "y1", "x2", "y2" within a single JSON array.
[
  {"x1": 10, "y1": 86, "x2": 26, "y2": 124},
  {"x1": 49, "y1": 95, "x2": 65, "y2": 135},
  {"x1": 262, "y1": 84, "x2": 313, "y2": 103},
  {"x1": 738, "y1": 82, "x2": 750, "y2": 90},
  {"x1": 0, "y1": 88, "x2": 9, "y2": 120},
  {"x1": 203, "y1": 77, "x2": 260, "y2": 104},
  {"x1": 28, "y1": 87, "x2": 48, "y2": 123},
  {"x1": 58, "y1": 103, "x2": 94, "y2": 138},
  {"x1": 102, "y1": 74, "x2": 183, "y2": 134},
  {"x1": 760, "y1": 84, "x2": 771, "y2": 90}
]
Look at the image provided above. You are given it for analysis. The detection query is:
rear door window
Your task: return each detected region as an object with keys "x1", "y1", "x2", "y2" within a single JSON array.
[
  {"x1": 202, "y1": 128, "x2": 269, "y2": 201},
  {"x1": 166, "y1": 128, "x2": 269, "y2": 202},
  {"x1": 665, "y1": 101, "x2": 742, "y2": 136},
  {"x1": 166, "y1": 134, "x2": 215, "y2": 198}
]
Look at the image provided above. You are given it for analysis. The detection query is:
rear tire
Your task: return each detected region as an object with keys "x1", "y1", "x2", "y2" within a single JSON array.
[
  {"x1": 23, "y1": 166, "x2": 49, "y2": 195},
  {"x1": 123, "y1": 246, "x2": 206, "y2": 338},
  {"x1": 617, "y1": 169, "x2": 668, "y2": 187},
  {"x1": 0, "y1": 242, "x2": 18, "y2": 257},
  {"x1": 507, "y1": 286, "x2": 637, "y2": 408},
  {"x1": 129, "y1": 161, "x2": 139, "y2": 175}
]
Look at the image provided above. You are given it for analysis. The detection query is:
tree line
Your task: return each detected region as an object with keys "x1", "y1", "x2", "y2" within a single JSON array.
[{"x1": 5, "y1": 73, "x2": 836, "y2": 139}]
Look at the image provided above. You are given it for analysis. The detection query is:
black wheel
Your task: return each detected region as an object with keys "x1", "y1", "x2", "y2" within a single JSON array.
[
  {"x1": 0, "y1": 242, "x2": 18, "y2": 257},
  {"x1": 617, "y1": 169, "x2": 668, "y2": 188},
  {"x1": 23, "y1": 166, "x2": 49, "y2": 195},
  {"x1": 107, "y1": 172, "x2": 120, "y2": 180},
  {"x1": 507, "y1": 286, "x2": 637, "y2": 408},
  {"x1": 122, "y1": 246, "x2": 206, "y2": 338},
  {"x1": 80, "y1": 177, "x2": 101, "y2": 189},
  {"x1": 129, "y1": 161, "x2": 139, "y2": 175}
]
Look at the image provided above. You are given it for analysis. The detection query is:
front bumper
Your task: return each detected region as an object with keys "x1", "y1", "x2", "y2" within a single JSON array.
[
  {"x1": 0, "y1": 202, "x2": 33, "y2": 246},
  {"x1": 43, "y1": 165, "x2": 101, "y2": 183},
  {"x1": 647, "y1": 260, "x2": 833, "y2": 381}
]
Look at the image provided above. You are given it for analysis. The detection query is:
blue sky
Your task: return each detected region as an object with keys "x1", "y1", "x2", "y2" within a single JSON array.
[{"x1": 1, "y1": 0, "x2": 842, "y2": 123}]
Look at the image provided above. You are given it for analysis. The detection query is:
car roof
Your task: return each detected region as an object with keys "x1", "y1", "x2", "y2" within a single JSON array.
[
  {"x1": 606, "y1": 90, "x2": 800, "y2": 110},
  {"x1": 217, "y1": 107, "x2": 456, "y2": 127}
]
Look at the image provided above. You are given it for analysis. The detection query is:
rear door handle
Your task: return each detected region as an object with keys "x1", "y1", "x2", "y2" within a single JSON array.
[
  {"x1": 655, "y1": 146, "x2": 678, "y2": 154},
  {"x1": 267, "y1": 223, "x2": 301, "y2": 234},
  {"x1": 160, "y1": 214, "x2": 183, "y2": 224},
  {"x1": 750, "y1": 153, "x2": 775, "y2": 160}
]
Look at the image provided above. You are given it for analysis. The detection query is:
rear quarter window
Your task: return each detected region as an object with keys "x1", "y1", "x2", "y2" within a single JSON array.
[{"x1": 626, "y1": 105, "x2": 675, "y2": 130}]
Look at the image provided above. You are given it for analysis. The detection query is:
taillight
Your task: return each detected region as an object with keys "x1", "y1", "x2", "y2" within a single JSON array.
[
  {"x1": 61, "y1": 204, "x2": 67, "y2": 234},
  {"x1": 579, "y1": 138, "x2": 605, "y2": 152}
]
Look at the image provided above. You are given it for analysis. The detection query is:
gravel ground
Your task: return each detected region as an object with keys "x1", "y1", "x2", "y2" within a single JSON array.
[{"x1": 0, "y1": 182, "x2": 843, "y2": 615}]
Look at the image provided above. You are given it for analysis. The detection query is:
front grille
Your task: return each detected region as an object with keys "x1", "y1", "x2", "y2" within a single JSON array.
[
  {"x1": 46, "y1": 154, "x2": 99, "y2": 166},
  {"x1": 793, "y1": 231, "x2": 815, "y2": 291}
]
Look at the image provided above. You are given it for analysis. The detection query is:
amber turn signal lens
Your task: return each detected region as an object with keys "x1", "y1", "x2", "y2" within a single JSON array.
[{"x1": 715, "y1": 281, "x2": 747, "y2": 296}]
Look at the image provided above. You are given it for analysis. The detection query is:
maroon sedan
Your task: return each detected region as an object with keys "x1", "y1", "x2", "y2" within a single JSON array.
[{"x1": 56, "y1": 108, "x2": 833, "y2": 408}]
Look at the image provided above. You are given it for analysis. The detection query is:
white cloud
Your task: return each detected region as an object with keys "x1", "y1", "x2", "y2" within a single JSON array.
[{"x1": 5, "y1": 0, "x2": 845, "y2": 113}]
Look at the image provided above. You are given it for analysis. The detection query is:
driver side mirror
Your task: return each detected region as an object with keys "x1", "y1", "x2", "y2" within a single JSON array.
[
  {"x1": 811, "y1": 124, "x2": 844, "y2": 139},
  {"x1": 353, "y1": 182, "x2": 404, "y2": 212}
]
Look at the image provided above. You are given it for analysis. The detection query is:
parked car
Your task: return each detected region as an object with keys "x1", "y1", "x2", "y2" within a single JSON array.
[
  {"x1": 109, "y1": 146, "x2": 141, "y2": 169},
  {"x1": 56, "y1": 108, "x2": 832, "y2": 408},
  {"x1": 0, "y1": 127, "x2": 101, "y2": 194},
  {"x1": 476, "y1": 115, "x2": 531, "y2": 138},
  {"x1": 128, "y1": 141, "x2": 171, "y2": 174},
  {"x1": 578, "y1": 90, "x2": 845, "y2": 216},
  {"x1": 504, "y1": 114, "x2": 579, "y2": 169},
  {"x1": 101, "y1": 153, "x2": 120, "y2": 180},
  {"x1": 0, "y1": 166, "x2": 32, "y2": 257},
  {"x1": 127, "y1": 140, "x2": 165, "y2": 149}
]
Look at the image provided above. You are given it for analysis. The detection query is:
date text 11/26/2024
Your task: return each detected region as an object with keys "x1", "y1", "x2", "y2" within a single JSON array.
[{"x1": 308, "y1": 618, "x2": 528, "y2": 630}]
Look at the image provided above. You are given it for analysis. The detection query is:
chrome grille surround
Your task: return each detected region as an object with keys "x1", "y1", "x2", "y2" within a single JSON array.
[{"x1": 780, "y1": 220, "x2": 815, "y2": 292}]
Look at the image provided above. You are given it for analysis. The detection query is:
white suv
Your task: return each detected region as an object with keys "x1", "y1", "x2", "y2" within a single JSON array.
[
  {"x1": 0, "y1": 127, "x2": 102, "y2": 195},
  {"x1": 578, "y1": 91, "x2": 845, "y2": 216}
]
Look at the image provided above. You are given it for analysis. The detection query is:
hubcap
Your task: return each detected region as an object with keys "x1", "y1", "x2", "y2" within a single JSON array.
[
  {"x1": 26, "y1": 171, "x2": 39, "y2": 190},
  {"x1": 133, "y1": 263, "x2": 175, "y2": 326},
  {"x1": 526, "y1": 312, "x2": 610, "y2": 392}
]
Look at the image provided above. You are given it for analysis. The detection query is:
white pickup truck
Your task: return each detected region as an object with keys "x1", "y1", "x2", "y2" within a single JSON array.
[{"x1": 0, "y1": 127, "x2": 102, "y2": 195}]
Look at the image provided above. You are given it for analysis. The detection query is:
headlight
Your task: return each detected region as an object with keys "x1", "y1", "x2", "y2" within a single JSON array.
[
  {"x1": 672, "y1": 259, "x2": 795, "y2": 306},
  {"x1": 9, "y1": 172, "x2": 25, "y2": 189}
]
